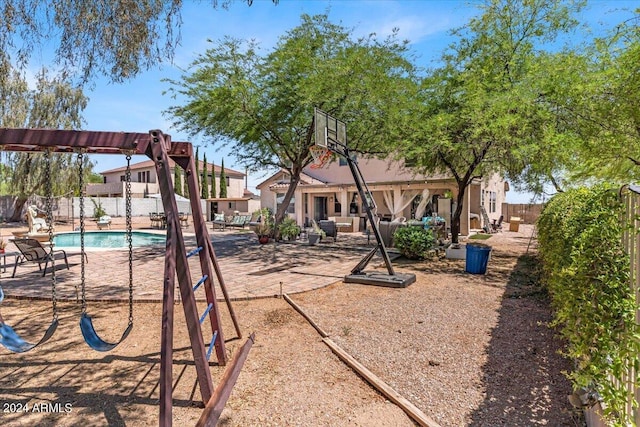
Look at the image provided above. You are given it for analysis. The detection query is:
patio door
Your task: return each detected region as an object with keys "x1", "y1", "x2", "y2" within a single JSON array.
[{"x1": 314, "y1": 196, "x2": 327, "y2": 221}]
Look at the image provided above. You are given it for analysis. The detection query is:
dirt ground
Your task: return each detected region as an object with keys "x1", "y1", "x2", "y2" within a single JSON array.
[{"x1": 0, "y1": 222, "x2": 583, "y2": 427}]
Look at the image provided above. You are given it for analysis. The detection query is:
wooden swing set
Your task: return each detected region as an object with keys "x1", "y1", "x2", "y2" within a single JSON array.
[{"x1": 0, "y1": 127, "x2": 254, "y2": 426}]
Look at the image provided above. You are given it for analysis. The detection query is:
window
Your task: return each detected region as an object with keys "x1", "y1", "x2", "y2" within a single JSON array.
[
  {"x1": 276, "y1": 193, "x2": 295, "y2": 214},
  {"x1": 489, "y1": 191, "x2": 497, "y2": 213},
  {"x1": 226, "y1": 176, "x2": 230, "y2": 186},
  {"x1": 120, "y1": 175, "x2": 125, "y2": 182},
  {"x1": 137, "y1": 171, "x2": 151, "y2": 183}
]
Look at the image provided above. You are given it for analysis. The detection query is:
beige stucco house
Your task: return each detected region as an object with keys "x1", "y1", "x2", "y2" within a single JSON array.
[
  {"x1": 256, "y1": 157, "x2": 508, "y2": 237},
  {"x1": 87, "y1": 159, "x2": 258, "y2": 218}
]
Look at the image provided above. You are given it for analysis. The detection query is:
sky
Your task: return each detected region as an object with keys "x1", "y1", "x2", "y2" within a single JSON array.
[{"x1": 74, "y1": 0, "x2": 638, "y2": 202}]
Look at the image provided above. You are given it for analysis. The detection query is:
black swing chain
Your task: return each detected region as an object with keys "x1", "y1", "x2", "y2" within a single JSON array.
[
  {"x1": 78, "y1": 151, "x2": 86, "y2": 313},
  {"x1": 45, "y1": 149, "x2": 57, "y2": 320},
  {"x1": 125, "y1": 153, "x2": 133, "y2": 325}
]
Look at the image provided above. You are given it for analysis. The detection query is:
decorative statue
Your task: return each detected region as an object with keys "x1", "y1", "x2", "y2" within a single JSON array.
[{"x1": 26, "y1": 205, "x2": 51, "y2": 234}]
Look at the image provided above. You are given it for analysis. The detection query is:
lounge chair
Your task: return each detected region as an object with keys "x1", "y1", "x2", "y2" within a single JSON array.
[
  {"x1": 212, "y1": 213, "x2": 227, "y2": 231},
  {"x1": 226, "y1": 214, "x2": 252, "y2": 229},
  {"x1": 97, "y1": 215, "x2": 112, "y2": 230},
  {"x1": 11, "y1": 238, "x2": 69, "y2": 278}
]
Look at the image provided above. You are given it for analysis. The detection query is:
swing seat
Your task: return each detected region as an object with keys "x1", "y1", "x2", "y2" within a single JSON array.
[
  {"x1": 80, "y1": 312, "x2": 132, "y2": 352},
  {"x1": 0, "y1": 320, "x2": 58, "y2": 353}
]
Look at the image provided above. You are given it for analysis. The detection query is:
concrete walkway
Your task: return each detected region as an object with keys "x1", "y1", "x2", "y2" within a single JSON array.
[{"x1": 0, "y1": 223, "x2": 382, "y2": 302}]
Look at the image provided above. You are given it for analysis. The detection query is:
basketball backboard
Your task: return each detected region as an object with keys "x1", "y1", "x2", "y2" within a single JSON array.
[{"x1": 314, "y1": 107, "x2": 347, "y2": 150}]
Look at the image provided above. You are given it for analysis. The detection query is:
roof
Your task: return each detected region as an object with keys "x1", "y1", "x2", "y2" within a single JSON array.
[
  {"x1": 205, "y1": 197, "x2": 253, "y2": 202},
  {"x1": 256, "y1": 170, "x2": 327, "y2": 190},
  {"x1": 256, "y1": 158, "x2": 453, "y2": 190},
  {"x1": 101, "y1": 158, "x2": 245, "y2": 178}
]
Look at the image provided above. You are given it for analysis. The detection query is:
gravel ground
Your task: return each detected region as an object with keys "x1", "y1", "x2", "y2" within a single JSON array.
[
  {"x1": 0, "y1": 224, "x2": 583, "y2": 426},
  {"x1": 291, "y1": 226, "x2": 582, "y2": 426}
]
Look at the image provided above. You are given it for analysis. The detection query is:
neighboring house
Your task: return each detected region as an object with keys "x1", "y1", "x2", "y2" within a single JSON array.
[
  {"x1": 207, "y1": 188, "x2": 262, "y2": 220},
  {"x1": 87, "y1": 159, "x2": 252, "y2": 218},
  {"x1": 256, "y1": 157, "x2": 508, "y2": 237}
]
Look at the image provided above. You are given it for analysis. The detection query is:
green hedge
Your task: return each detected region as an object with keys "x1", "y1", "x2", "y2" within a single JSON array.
[
  {"x1": 537, "y1": 186, "x2": 640, "y2": 425},
  {"x1": 393, "y1": 226, "x2": 435, "y2": 259}
]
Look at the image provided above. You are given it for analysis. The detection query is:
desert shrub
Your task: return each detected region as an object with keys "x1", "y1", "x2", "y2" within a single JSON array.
[
  {"x1": 537, "y1": 186, "x2": 639, "y2": 425},
  {"x1": 278, "y1": 217, "x2": 301, "y2": 240},
  {"x1": 393, "y1": 226, "x2": 435, "y2": 259},
  {"x1": 90, "y1": 198, "x2": 107, "y2": 220}
]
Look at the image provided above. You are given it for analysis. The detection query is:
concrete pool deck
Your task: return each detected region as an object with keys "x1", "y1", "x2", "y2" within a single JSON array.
[{"x1": 0, "y1": 216, "x2": 383, "y2": 301}]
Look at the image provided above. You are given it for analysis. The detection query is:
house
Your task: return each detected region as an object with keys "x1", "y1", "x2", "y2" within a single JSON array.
[
  {"x1": 256, "y1": 157, "x2": 508, "y2": 237},
  {"x1": 87, "y1": 159, "x2": 257, "y2": 218}
]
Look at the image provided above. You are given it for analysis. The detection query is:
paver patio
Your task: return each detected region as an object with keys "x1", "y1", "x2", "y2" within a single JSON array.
[{"x1": 0, "y1": 220, "x2": 383, "y2": 301}]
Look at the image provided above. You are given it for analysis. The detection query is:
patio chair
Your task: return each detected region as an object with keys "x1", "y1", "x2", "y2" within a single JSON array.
[
  {"x1": 212, "y1": 213, "x2": 227, "y2": 231},
  {"x1": 490, "y1": 215, "x2": 504, "y2": 232},
  {"x1": 318, "y1": 220, "x2": 337, "y2": 242},
  {"x1": 149, "y1": 212, "x2": 165, "y2": 229},
  {"x1": 97, "y1": 215, "x2": 112, "y2": 230},
  {"x1": 11, "y1": 237, "x2": 69, "y2": 278},
  {"x1": 178, "y1": 212, "x2": 189, "y2": 228}
]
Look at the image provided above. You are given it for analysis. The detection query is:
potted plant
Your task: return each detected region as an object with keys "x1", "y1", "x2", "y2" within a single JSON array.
[
  {"x1": 307, "y1": 232, "x2": 321, "y2": 245},
  {"x1": 254, "y1": 223, "x2": 272, "y2": 244},
  {"x1": 252, "y1": 207, "x2": 274, "y2": 244},
  {"x1": 278, "y1": 217, "x2": 301, "y2": 241}
]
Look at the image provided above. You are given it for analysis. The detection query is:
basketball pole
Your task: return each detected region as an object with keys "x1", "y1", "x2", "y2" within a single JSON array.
[{"x1": 313, "y1": 107, "x2": 415, "y2": 288}]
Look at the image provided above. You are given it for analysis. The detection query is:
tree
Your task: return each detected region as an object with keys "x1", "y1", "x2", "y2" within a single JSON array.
[
  {"x1": 219, "y1": 158, "x2": 227, "y2": 198},
  {"x1": 0, "y1": 63, "x2": 91, "y2": 220},
  {"x1": 565, "y1": 12, "x2": 640, "y2": 182},
  {"x1": 174, "y1": 165, "x2": 182, "y2": 197},
  {"x1": 0, "y1": 0, "x2": 264, "y2": 86},
  {"x1": 401, "y1": 0, "x2": 584, "y2": 243},
  {"x1": 211, "y1": 162, "x2": 217, "y2": 199},
  {"x1": 503, "y1": 51, "x2": 589, "y2": 196},
  {"x1": 202, "y1": 153, "x2": 209, "y2": 199},
  {"x1": 167, "y1": 13, "x2": 417, "y2": 228},
  {"x1": 184, "y1": 170, "x2": 190, "y2": 198}
]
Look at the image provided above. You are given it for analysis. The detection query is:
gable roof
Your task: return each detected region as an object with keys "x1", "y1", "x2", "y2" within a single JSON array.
[
  {"x1": 255, "y1": 157, "x2": 453, "y2": 189},
  {"x1": 101, "y1": 158, "x2": 245, "y2": 178},
  {"x1": 256, "y1": 169, "x2": 327, "y2": 190}
]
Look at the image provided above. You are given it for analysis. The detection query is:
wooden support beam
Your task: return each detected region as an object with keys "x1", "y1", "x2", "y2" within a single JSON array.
[
  {"x1": 283, "y1": 293, "x2": 440, "y2": 427},
  {"x1": 149, "y1": 133, "x2": 214, "y2": 406},
  {"x1": 0, "y1": 127, "x2": 156, "y2": 154},
  {"x1": 159, "y1": 225, "x2": 177, "y2": 427},
  {"x1": 205, "y1": 236, "x2": 243, "y2": 339},
  {"x1": 173, "y1": 154, "x2": 228, "y2": 365},
  {"x1": 196, "y1": 333, "x2": 256, "y2": 427},
  {"x1": 323, "y1": 338, "x2": 441, "y2": 427},
  {"x1": 283, "y1": 294, "x2": 328, "y2": 338},
  {"x1": 173, "y1": 144, "x2": 242, "y2": 341}
]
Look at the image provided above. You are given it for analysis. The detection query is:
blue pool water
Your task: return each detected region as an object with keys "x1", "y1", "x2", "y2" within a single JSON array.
[{"x1": 53, "y1": 231, "x2": 166, "y2": 249}]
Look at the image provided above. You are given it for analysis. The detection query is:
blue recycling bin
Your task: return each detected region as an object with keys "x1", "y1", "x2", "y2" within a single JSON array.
[{"x1": 465, "y1": 243, "x2": 492, "y2": 274}]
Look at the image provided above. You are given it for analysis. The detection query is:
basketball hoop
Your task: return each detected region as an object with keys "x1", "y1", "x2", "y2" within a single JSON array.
[{"x1": 310, "y1": 146, "x2": 332, "y2": 169}]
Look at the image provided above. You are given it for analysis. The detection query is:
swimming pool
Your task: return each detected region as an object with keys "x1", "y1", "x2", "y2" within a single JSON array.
[{"x1": 53, "y1": 231, "x2": 166, "y2": 249}]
